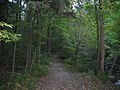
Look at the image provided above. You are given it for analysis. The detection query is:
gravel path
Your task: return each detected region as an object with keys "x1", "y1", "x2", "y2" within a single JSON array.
[{"x1": 36, "y1": 58, "x2": 120, "y2": 90}]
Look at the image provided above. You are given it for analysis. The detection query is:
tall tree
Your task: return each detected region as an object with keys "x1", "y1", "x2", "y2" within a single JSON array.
[{"x1": 95, "y1": 0, "x2": 105, "y2": 72}]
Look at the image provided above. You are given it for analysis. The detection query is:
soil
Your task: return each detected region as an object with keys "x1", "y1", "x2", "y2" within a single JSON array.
[{"x1": 36, "y1": 57, "x2": 120, "y2": 90}]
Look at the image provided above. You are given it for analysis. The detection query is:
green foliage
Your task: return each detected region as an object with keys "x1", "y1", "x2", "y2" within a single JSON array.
[
  {"x1": 37, "y1": 55, "x2": 51, "y2": 65},
  {"x1": 1, "y1": 0, "x2": 120, "y2": 89},
  {"x1": 0, "y1": 22, "x2": 21, "y2": 42},
  {"x1": 64, "y1": 58, "x2": 75, "y2": 65},
  {"x1": 0, "y1": 55, "x2": 51, "y2": 90},
  {"x1": 0, "y1": 30, "x2": 21, "y2": 42},
  {"x1": 64, "y1": 58, "x2": 96, "y2": 73},
  {"x1": 0, "y1": 22, "x2": 13, "y2": 28},
  {"x1": 0, "y1": 73, "x2": 36, "y2": 90},
  {"x1": 97, "y1": 72, "x2": 110, "y2": 81},
  {"x1": 32, "y1": 64, "x2": 48, "y2": 77},
  {"x1": 74, "y1": 62, "x2": 89, "y2": 72},
  {"x1": 32, "y1": 55, "x2": 51, "y2": 77}
]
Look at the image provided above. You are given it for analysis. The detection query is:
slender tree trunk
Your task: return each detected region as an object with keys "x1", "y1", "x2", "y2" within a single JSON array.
[
  {"x1": 36, "y1": 12, "x2": 41, "y2": 55},
  {"x1": 26, "y1": 43, "x2": 30, "y2": 71},
  {"x1": 30, "y1": 49, "x2": 36, "y2": 73},
  {"x1": 26, "y1": 10, "x2": 35, "y2": 71},
  {"x1": 94, "y1": 0, "x2": 105, "y2": 72},
  {"x1": 12, "y1": 0, "x2": 22, "y2": 75},
  {"x1": 19, "y1": 0, "x2": 22, "y2": 20},
  {"x1": 109, "y1": 55, "x2": 118, "y2": 74},
  {"x1": 26, "y1": 25, "x2": 32, "y2": 71},
  {"x1": 94, "y1": 0, "x2": 100, "y2": 71},
  {"x1": 12, "y1": 42, "x2": 16, "y2": 75},
  {"x1": 48, "y1": 26, "x2": 52, "y2": 57},
  {"x1": 30, "y1": 12, "x2": 39, "y2": 71},
  {"x1": 98, "y1": 0, "x2": 105, "y2": 72}
]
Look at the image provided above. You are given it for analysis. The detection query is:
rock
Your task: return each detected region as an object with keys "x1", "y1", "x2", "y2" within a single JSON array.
[{"x1": 114, "y1": 80, "x2": 120, "y2": 85}]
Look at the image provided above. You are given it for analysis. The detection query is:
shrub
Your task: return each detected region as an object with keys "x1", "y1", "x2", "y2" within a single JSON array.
[
  {"x1": 75, "y1": 63, "x2": 88, "y2": 72},
  {"x1": 97, "y1": 72, "x2": 110, "y2": 81},
  {"x1": 0, "y1": 73, "x2": 36, "y2": 90},
  {"x1": 32, "y1": 55, "x2": 51, "y2": 77},
  {"x1": 32, "y1": 64, "x2": 48, "y2": 77},
  {"x1": 64, "y1": 58, "x2": 75, "y2": 65},
  {"x1": 36, "y1": 54, "x2": 51, "y2": 65},
  {"x1": 64, "y1": 58, "x2": 96, "y2": 73},
  {"x1": 0, "y1": 55, "x2": 51, "y2": 90}
]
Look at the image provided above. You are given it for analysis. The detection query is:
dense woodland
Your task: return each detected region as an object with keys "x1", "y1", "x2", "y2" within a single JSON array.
[{"x1": 0, "y1": 0, "x2": 120, "y2": 89}]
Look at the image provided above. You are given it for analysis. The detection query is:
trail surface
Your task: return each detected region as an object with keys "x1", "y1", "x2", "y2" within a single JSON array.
[{"x1": 36, "y1": 57, "x2": 120, "y2": 90}]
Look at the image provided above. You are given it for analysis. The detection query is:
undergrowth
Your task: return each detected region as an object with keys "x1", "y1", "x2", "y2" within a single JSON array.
[
  {"x1": 0, "y1": 55, "x2": 51, "y2": 90},
  {"x1": 64, "y1": 58, "x2": 110, "y2": 81}
]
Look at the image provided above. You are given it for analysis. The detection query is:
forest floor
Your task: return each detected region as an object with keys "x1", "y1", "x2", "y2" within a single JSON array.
[{"x1": 36, "y1": 57, "x2": 120, "y2": 90}]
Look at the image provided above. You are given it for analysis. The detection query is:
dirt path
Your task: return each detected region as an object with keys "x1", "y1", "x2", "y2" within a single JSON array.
[{"x1": 36, "y1": 57, "x2": 120, "y2": 90}]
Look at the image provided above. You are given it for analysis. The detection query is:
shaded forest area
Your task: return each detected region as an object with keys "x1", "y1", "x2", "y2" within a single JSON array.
[{"x1": 0, "y1": 0, "x2": 120, "y2": 89}]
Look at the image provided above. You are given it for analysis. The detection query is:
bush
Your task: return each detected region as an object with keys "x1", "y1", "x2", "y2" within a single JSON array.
[
  {"x1": 0, "y1": 73, "x2": 36, "y2": 90},
  {"x1": 64, "y1": 58, "x2": 75, "y2": 65},
  {"x1": 32, "y1": 55, "x2": 51, "y2": 77},
  {"x1": 74, "y1": 63, "x2": 88, "y2": 72},
  {"x1": 97, "y1": 72, "x2": 110, "y2": 81},
  {"x1": 36, "y1": 54, "x2": 51, "y2": 65},
  {"x1": 32, "y1": 64, "x2": 48, "y2": 77},
  {"x1": 0, "y1": 55, "x2": 51, "y2": 90},
  {"x1": 64, "y1": 58, "x2": 96, "y2": 73},
  {"x1": 39, "y1": 57, "x2": 51, "y2": 65}
]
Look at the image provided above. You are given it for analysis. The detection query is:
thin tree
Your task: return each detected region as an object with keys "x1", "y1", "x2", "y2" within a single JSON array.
[
  {"x1": 94, "y1": 0, "x2": 105, "y2": 72},
  {"x1": 12, "y1": 0, "x2": 22, "y2": 75}
]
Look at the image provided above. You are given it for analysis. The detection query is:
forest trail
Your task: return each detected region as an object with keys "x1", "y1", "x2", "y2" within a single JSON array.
[
  {"x1": 36, "y1": 57, "x2": 79, "y2": 90},
  {"x1": 36, "y1": 57, "x2": 119, "y2": 90}
]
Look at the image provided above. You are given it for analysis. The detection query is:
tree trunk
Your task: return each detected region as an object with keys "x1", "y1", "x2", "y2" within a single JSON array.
[
  {"x1": 30, "y1": 49, "x2": 36, "y2": 73},
  {"x1": 26, "y1": 10, "x2": 35, "y2": 71},
  {"x1": 109, "y1": 55, "x2": 118, "y2": 74},
  {"x1": 94, "y1": 0, "x2": 100, "y2": 70},
  {"x1": 12, "y1": 42, "x2": 16, "y2": 75},
  {"x1": 12, "y1": 0, "x2": 21, "y2": 75},
  {"x1": 94, "y1": 0, "x2": 105, "y2": 72},
  {"x1": 48, "y1": 26, "x2": 52, "y2": 57},
  {"x1": 98, "y1": 0, "x2": 105, "y2": 73}
]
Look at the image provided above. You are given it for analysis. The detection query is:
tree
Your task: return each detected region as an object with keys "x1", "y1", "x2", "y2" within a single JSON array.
[{"x1": 94, "y1": 0, "x2": 105, "y2": 72}]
